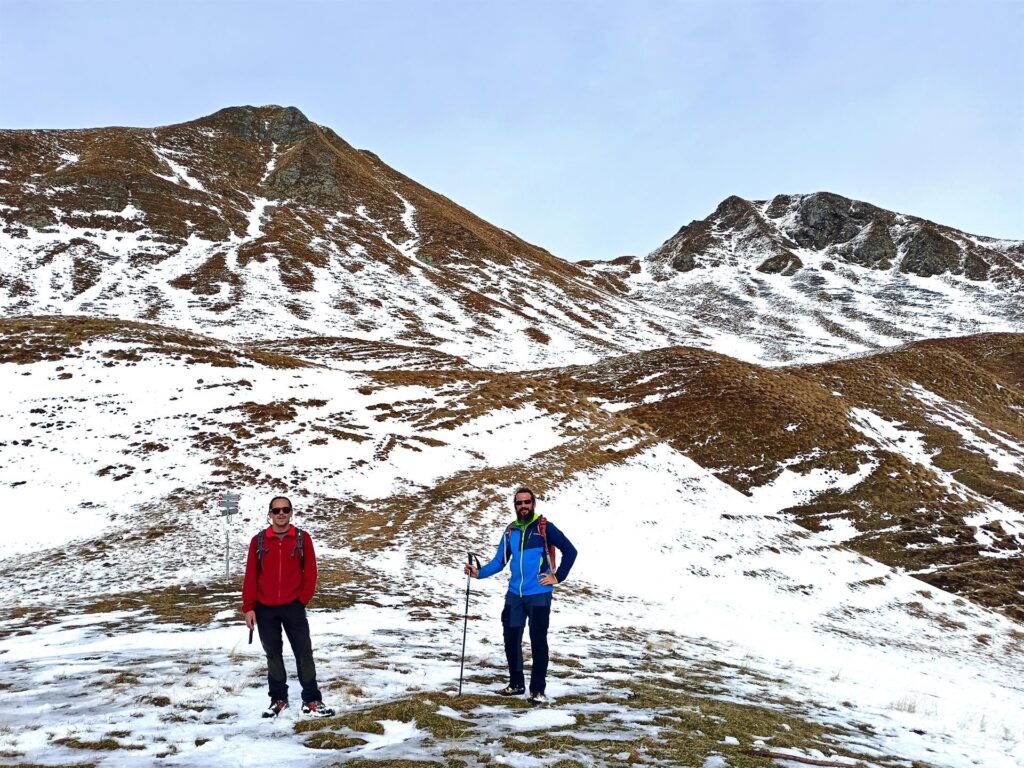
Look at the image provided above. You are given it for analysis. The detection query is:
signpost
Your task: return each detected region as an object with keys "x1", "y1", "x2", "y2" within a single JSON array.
[{"x1": 218, "y1": 492, "x2": 240, "y2": 579}]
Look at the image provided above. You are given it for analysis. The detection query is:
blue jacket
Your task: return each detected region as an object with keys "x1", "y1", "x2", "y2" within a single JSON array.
[{"x1": 477, "y1": 516, "x2": 577, "y2": 596}]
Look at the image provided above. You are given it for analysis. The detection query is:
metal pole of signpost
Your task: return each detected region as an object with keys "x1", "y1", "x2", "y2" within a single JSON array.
[{"x1": 219, "y1": 493, "x2": 240, "y2": 579}]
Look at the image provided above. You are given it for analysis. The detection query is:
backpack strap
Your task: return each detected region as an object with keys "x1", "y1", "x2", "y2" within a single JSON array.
[
  {"x1": 505, "y1": 518, "x2": 558, "y2": 573},
  {"x1": 538, "y1": 517, "x2": 557, "y2": 573},
  {"x1": 255, "y1": 529, "x2": 267, "y2": 573},
  {"x1": 503, "y1": 523, "x2": 515, "y2": 565},
  {"x1": 293, "y1": 528, "x2": 305, "y2": 571},
  {"x1": 256, "y1": 527, "x2": 305, "y2": 572}
]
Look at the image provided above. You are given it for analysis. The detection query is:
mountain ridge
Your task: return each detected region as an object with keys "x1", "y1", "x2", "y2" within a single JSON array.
[
  {"x1": 4, "y1": 106, "x2": 1023, "y2": 371},
  {"x1": 582, "y1": 191, "x2": 1023, "y2": 365},
  {"x1": 0, "y1": 104, "x2": 694, "y2": 369},
  {"x1": 640, "y1": 191, "x2": 1024, "y2": 280}
]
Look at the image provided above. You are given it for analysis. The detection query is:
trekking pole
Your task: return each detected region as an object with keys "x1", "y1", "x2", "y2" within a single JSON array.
[
  {"x1": 248, "y1": 627, "x2": 254, "y2": 645},
  {"x1": 458, "y1": 552, "x2": 479, "y2": 696}
]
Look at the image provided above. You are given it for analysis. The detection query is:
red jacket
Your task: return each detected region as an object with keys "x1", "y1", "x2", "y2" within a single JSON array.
[{"x1": 241, "y1": 525, "x2": 318, "y2": 612}]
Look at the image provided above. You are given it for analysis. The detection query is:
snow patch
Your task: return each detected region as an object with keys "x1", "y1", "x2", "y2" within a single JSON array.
[{"x1": 151, "y1": 146, "x2": 207, "y2": 191}]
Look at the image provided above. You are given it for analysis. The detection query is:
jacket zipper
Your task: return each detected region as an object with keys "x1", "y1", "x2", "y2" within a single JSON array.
[
  {"x1": 518, "y1": 527, "x2": 525, "y2": 597},
  {"x1": 276, "y1": 536, "x2": 283, "y2": 603}
]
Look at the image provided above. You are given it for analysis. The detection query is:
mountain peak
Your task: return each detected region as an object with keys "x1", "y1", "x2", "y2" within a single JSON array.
[
  {"x1": 647, "y1": 193, "x2": 798, "y2": 277},
  {"x1": 714, "y1": 194, "x2": 756, "y2": 215},
  {"x1": 0, "y1": 105, "x2": 677, "y2": 369},
  {"x1": 591, "y1": 190, "x2": 1024, "y2": 364},
  {"x1": 191, "y1": 104, "x2": 315, "y2": 145}
]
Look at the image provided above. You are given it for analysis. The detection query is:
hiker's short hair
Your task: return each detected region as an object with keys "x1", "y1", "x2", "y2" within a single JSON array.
[{"x1": 268, "y1": 495, "x2": 292, "y2": 512}]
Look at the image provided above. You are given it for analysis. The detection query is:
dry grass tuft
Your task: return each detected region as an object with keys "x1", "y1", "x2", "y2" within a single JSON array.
[
  {"x1": 79, "y1": 580, "x2": 238, "y2": 626},
  {"x1": 51, "y1": 736, "x2": 145, "y2": 751},
  {"x1": 303, "y1": 732, "x2": 367, "y2": 750},
  {"x1": 294, "y1": 693, "x2": 473, "y2": 741}
]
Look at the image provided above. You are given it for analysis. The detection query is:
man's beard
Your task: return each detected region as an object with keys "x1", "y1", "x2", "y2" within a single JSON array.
[{"x1": 516, "y1": 509, "x2": 533, "y2": 524}]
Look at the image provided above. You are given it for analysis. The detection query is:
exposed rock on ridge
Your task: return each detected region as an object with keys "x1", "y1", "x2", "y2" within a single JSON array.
[{"x1": 649, "y1": 191, "x2": 1022, "y2": 281}]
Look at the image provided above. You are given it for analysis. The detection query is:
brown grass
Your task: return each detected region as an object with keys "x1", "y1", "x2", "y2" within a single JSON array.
[
  {"x1": 79, "y1": 580, "x2": 238, "y2": 626},
  {"x1": 51, "y1": 736, "x2": 145, "y2": 751},
  {"x1": 294, "y1": 693, "x2": 474, "y2": 741}
]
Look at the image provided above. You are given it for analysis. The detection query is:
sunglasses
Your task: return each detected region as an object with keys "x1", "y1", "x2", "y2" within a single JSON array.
[
  {"x1": 270, "y1": 507, "x2": 293, "y2": 515},
  {"x1": 514, "y1": 500, "x2": 533, "y2": 507}
]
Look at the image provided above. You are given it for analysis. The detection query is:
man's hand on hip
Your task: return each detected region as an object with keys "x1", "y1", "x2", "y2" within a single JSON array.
[{"x1": 539, "y1": 573, "x2": 558, "y2": 586}]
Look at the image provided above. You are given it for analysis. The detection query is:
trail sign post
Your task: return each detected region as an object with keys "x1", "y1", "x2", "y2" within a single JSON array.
[{"x1": 218, "y1": 492, "x2": 240, "y2": 578}]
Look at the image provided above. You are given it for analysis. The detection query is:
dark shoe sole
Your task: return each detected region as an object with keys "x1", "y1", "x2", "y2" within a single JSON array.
[{"x1": 496, "y1": 688, "x2": 525, "y2": 696}]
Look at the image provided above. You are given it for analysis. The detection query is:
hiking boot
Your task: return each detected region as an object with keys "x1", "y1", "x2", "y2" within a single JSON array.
[
  {"x1": 301, "y1": 700, "x2": 336, "y2": 717},
  {"x1": 527, "y1": 691, "x2": 550, "y2": 706},
  {"x1": 262, "y1": 699, "x2": 288, "y2": 718},
  {"x1": 496, "y1": 685, "x2": 525, "y2": 696}
]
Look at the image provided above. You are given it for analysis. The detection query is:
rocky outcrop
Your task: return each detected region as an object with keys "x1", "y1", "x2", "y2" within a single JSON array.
[
  {"x1": 898, "y1": 225, "x2": 963, "y2": 277},
  {"x1": 772, "y1": 193, "x2": 900, "y2": 270},
  {"x1": 756, "y1": 251, "x2": 803, "y2": 275},
  {"x1": 193, "y1": 105, "x2": 314, "y2": 145},
  {"x1": 844, "y1": 221, "x2": 896, "y2": 269},
  {"x1": 648, "y1": 191, "x2": 1020, "y2": 284},
  {"x1": 653, "y1": 218, "x2": 714, "y2": 274},
  {"x1": 648, "y1": 195, "x2": 797, "y2": 276},
  {"x1": 791, "y1": 192, "x2": 876, "y2": 249}
]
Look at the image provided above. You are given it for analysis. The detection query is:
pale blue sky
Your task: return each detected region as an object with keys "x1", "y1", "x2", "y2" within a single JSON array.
[{"x1": 2, "y1": 0, "x2": 1021, "y2": 260}]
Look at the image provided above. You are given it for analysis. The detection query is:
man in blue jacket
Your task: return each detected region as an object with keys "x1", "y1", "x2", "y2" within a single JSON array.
[{"x1": 465, "y1": 486, "x2": 577, "y2": 704}]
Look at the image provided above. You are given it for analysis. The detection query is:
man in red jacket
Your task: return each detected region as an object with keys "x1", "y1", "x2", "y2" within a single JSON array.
[{"x1": 242, "y1": 496, "x2": 334, "y2": 718}]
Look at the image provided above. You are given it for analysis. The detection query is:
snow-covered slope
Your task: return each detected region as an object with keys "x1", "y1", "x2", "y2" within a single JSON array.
[
  {"x1": 4, "y1": 110, "x2": 1023, "y2": 372},
  {"x1": 553, "y1": 334, "x2": 1024, "y2": 620},
  {"x1": 2, "y1": 323, "x2": 1024, "y2": 765},
  {"x1": 0, "y1": 106, "x2": 695, "y2": 370}
]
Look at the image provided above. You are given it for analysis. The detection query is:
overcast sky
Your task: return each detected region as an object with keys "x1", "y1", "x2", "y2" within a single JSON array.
[{"x1": 2, "y1": 0, "x2": 1021, "y2": 260}]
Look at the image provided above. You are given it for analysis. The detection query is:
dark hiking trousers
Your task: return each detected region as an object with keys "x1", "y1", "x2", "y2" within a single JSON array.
[
  {"x1": 254, "y1": 599, "x2": 322, "y2": 703},
  {"x1": 501, "y1": 592, "x2": 552, "y2": 694}
]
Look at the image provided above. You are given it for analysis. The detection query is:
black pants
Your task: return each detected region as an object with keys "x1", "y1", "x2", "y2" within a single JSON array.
[
  {"x1": 501, "y1": 593, "x2": 551, "y2": 694},
  {"x1": 254, "y1": 599, "x2": 322, "y2": 703}
]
